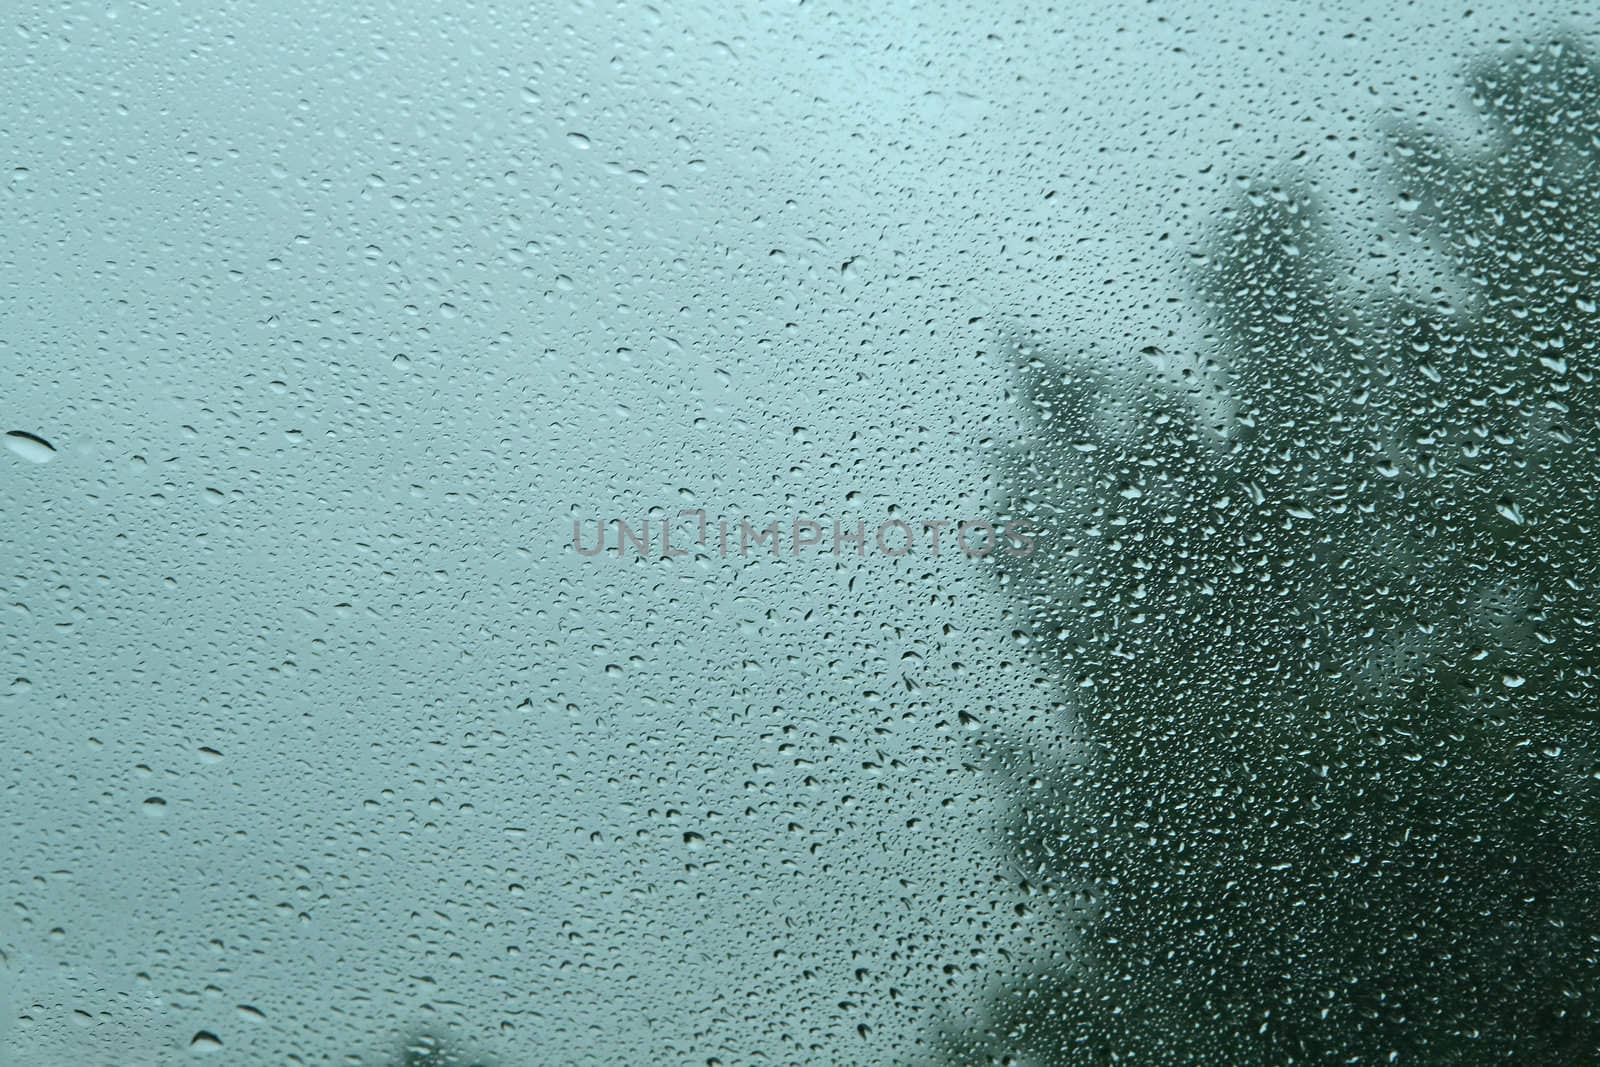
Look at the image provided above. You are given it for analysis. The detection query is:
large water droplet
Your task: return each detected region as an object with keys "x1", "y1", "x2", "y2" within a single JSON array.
[{"x1": 4, "y1": 430, "x2": 56, "y2": 464}]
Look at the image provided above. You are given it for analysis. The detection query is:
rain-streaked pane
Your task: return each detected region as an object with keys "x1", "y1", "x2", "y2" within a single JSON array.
[{"x1": 4, "y1": 3, "x2": 1598, "y2": 1065}]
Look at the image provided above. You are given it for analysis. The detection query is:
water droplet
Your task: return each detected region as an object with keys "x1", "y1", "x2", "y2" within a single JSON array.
[
  {"x1": 4, "y1": 430, "x2": 56, "y2": 464},
  {"x1": 189, "y1": 1030, "x2": 223, "y2": 1051}
]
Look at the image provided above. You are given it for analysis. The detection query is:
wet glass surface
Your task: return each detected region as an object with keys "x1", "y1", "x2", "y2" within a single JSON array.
[{"x1": 4, "y1": 4, "x2": 1599, "y2": 1064}]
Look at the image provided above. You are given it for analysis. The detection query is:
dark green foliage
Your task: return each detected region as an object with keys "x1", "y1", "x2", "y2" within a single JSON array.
[{"x1": 956, "y1": 37, "x2": 1600, "y2": 1065}]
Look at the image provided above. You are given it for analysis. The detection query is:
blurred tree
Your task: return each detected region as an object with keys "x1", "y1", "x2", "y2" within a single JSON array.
[{"x1": 948, "y1": 36, "x2": 1600, "y2": 1065}]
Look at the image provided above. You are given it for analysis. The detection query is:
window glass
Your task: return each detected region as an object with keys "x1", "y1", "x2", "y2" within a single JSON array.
[{"x1": 4, "y1": 3, "x2": 1597, "y2": 1063}]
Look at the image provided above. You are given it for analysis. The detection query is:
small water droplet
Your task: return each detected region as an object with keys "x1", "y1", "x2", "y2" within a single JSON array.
[{"x1": 189, "y1": 1030, "x2": 223, "y2": 1051}]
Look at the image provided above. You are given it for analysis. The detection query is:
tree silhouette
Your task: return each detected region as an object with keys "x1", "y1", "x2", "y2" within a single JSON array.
[{"x1": 948, "y1": 36, "x2": 1600, "y2": 1065}]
